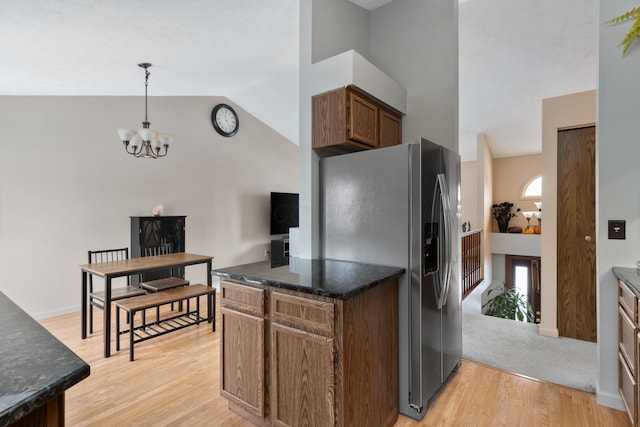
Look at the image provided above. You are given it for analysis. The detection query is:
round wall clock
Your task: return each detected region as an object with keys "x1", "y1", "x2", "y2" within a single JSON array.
[{"x1": 211, "y1": 104, "x2": 239, "y2": 137}]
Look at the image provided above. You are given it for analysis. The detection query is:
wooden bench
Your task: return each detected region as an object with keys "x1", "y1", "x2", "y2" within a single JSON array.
[
  {"x1": 141, "y1": 276, "x2": 190, "y2": 317},
  {"x1": 115, "y1": 284, "x2": 216, "y2": 361},
  {"x1": 140, "y1": 277, "x2": 190, "y2": 292}
]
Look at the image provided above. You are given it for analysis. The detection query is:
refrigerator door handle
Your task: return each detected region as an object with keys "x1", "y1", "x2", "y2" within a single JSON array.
[{"x1": 436, "y1": 173, "x2": 452, "y2": 309}]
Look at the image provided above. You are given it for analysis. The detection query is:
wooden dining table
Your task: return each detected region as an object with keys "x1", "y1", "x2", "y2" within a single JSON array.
[{"x1": 80, "y1": 252, "x2": 214, "y2": 358}]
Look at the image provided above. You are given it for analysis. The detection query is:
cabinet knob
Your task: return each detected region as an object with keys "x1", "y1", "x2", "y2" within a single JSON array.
[{"x1": 584, "y1": 235, "x2": 592, "y2": 242}]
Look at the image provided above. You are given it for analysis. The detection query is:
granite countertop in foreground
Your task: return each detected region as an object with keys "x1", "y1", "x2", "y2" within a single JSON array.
[
  {"x1": 0, "y1": 291, "x2": 90, "y2": 425},
  {"x1": 613, "y1": 267, "x2": 640, "y2": 295},
  {"x1": 212, "y1": 258, "x2": 405, "y2": 299}
]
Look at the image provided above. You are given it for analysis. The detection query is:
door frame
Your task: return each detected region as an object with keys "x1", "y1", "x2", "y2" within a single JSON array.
[
  {"x1": 539, "y1": 90, "x2": 596, "y2": 338},
  {"x1": 505, "y1": 255, "x2": 541, "y2": 323}
]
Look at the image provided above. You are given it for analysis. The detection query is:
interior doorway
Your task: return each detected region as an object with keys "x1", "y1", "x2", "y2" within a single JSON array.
[{"x1": 556, "y1": 125, "x2": 596, "y2": 342}]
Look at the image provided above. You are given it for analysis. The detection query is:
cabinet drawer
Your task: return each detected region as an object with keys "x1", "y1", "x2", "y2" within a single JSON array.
[
  {"x1": 619, "y1": 280, "x2": 638, "y2": 322},
  {"x1": 619, "y1": 352, "x2": 637, "y2": 425},
  {"x1": 271, "y1": 292, "x2": 335, "y2": 336},
  {"x1": 619, "y1": 306, "x2": 638, "y2": 377},
  {"x1": 221, "y1": 281, "x2": 265, "y2": 316}
]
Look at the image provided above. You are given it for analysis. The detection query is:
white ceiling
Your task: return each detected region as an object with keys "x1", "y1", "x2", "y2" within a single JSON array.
[
  {"x1": 0, "y1": 0, "x2": 597, "y2": 161},
  {"x1": 458, "y1": 0, "x2": 597, "y2": 160}
]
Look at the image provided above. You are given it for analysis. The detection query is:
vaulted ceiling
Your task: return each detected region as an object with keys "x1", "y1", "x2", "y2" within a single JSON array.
[{"x1": 0, "y1": 0, "x2": 597, "y2": 161}]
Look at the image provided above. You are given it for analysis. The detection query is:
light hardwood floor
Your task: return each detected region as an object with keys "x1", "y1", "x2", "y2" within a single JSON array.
[{"x1": 39, "y1": 296, "x2": 629, "y2": 426}]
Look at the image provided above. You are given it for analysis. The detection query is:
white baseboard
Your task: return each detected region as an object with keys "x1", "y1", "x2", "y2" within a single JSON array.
[
  {"x1": 596, "y1": 387, "x2": 624, "y2": 411},
  {"x1": 34, "y1": 280, "x2": 220, "y2": 321},
  {"x1": 33, "y1": 305, "x2": 80, "y2": 320},
  {"x1": 538, "y1": 326, "x2": 559, "y2": 338}
]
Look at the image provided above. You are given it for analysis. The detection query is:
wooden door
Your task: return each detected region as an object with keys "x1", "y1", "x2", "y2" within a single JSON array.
[
  {"x1": 220, "y1": 308, "x2": 265, "y2": 417},
  {"x1": 270, "y1": 322, "x2": 335, "y2": 427},
  {"x1": 557, "y1": 126, "x2": 596, "y2": 342}
]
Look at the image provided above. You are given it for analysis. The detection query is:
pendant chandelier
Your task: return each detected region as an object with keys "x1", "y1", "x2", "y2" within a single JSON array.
[{"x1": 117, "y1": 63, "x2": 173, "y2": 159}]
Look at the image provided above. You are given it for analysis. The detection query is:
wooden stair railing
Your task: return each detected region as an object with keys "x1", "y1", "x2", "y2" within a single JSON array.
[{"x1": 461, "y1": 229, "x2": 483, "y2": 299}]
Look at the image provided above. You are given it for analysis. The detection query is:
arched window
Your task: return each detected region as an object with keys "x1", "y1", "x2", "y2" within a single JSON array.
[{"x1": 522, "y1": 175, "x2": 542, "y2": 200}]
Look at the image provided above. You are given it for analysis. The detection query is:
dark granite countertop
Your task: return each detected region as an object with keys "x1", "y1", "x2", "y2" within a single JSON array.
[
  {"x1": 0, "y1": 291, "x2": 90, "y2": 425},
  {"x1": 212, "y1": 258, "x2": 405, "y2": 299},
  {"x1": 613, "y1": 267, "x2": 640, "y2": 295}
]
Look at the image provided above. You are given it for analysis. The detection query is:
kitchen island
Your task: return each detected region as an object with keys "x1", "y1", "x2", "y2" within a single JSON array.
[
  {"x1": 213, "y1": 259, "x2": 404, "y2": 427},
  {"x1": 0, "y1": 291, "x2": 90, "y2": 426}
]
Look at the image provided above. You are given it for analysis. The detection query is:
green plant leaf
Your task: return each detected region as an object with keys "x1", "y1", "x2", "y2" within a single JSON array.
[
  {"x1": 606, "y1": 6, "x2": 640, "y2": 56},
  {"x1": 605, "y1": 7, "x2": 640, "y2": 25}
]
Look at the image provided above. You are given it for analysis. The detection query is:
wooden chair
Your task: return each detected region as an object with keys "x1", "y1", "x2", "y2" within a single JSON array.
[{"x1": 88, "y1": 247, "x2": 146, "y2": 334}]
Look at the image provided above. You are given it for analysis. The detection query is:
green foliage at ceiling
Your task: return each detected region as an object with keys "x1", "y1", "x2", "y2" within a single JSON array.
[{"x1": 606, "y1": 6, "x2": 640, "y2": 56}]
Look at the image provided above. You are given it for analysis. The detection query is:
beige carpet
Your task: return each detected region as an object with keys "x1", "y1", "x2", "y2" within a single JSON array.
[{"x1": 462, "y1": 311, "x2": 597, "y2": 392}]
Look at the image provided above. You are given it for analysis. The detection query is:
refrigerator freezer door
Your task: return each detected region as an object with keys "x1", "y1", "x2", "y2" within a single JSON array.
[
  {"x1": 408, "y1": 140, "x2": 443, "y2": 414},
  {"x1": 441, "y1": 145, "x2": 462, "y2": 383}
]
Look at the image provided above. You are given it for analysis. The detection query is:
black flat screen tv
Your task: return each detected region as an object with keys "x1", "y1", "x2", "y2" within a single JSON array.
[{"x1": 270, "y1": 192, "x2": 299, "y2": 235}]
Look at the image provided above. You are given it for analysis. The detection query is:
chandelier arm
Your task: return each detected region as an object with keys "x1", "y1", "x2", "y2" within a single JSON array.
[
  {"x1": 156, "y1": 146, "x2": 169, "y2": 158},
  {"x1": 144, "y1": 142, "x2": 157, "y2": 159},
  {"x1": 124, "y1": 142, "x2": 144, "y2": 156},
  {"x1": 133, "y1": 142, "x2": 158, "y2": 159}
]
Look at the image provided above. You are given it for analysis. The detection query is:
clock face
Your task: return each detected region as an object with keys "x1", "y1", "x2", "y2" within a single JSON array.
[{"x1": 212, "y1": 104, "x2": 239, "y2": 137}]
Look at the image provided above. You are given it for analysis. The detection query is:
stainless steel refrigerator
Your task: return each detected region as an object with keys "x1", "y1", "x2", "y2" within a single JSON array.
[{"x1": 320, "y1": 138, "x2": 461, "y2": 420}]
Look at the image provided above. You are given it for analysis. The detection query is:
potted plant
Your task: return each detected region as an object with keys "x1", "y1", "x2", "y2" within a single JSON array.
[
  {"x1": 483, "y1": 283, "x2": 534, "y2": 323},
  {"x1": 491, "y1": 201, "x2": 520, "y2": 233}
]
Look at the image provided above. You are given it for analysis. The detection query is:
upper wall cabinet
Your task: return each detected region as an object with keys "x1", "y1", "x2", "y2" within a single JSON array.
[{"x1": 312, "y1": 85, "x2": 402, "y2": 157}]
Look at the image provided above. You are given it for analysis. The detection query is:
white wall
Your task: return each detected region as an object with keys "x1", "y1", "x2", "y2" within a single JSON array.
[
  {"x1": 598, "y1": 0, "x2": 640, "y2": 409},
  {"x1": 370, "y1": 0, "x2": 458, "y2": 153},
  {"x1": 478, "y1": 133, "x2": 494, "y2": 285},
  {"x1": 0, "y1": 96, "x2": 298, "y2": 318},
  {"x1": 298, "y1": 0, "x2": 459, "y2": 259},
  {"x1": 311, "y1": 0, "x2": 370, "y2": 63},
  {"x1": 299, "y1": 0, "x2": 372, "y2": 259},
  {"x1": 461, "y1": 160, "x2": 478, "y2": 228},
  {"x1": 540, "y1": 90, "x2": 595, "y2": 340}
]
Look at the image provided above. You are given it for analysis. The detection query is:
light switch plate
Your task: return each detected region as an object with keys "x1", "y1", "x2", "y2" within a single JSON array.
[{"x1": 608, "y1": 220, "x2": 626, "y2": 240}]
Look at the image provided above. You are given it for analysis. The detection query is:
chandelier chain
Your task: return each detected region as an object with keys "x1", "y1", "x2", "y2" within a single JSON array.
[{"x1": 143, "y1": 67, "x2": 150, "y2": 125}]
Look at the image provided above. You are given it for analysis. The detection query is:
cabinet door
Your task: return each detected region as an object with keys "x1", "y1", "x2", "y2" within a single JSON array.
[
  {"x1": 271, "y1": 322, "x2": 335, "y2": 427},
  {"x1": 221, "y1": 307, "x2": 265, "y2": 418},
  {"x1": 379, "y1": 109, "x2": 402, "y2": 147},
  {"x1": 348, "y1": 90, "x2": 378, "y2": 147}
]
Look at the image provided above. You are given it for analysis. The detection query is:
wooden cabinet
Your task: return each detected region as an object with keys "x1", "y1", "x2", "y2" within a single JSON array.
[
  {"x1": 312, "y1": 85, "x2": 402, "y2": 157},
  {"x1": 220, "y1": 282, "x2": 266, "y2": 418},
  {"x1": 130, "y1": 216, "x2": 186, "y2": 285},
  {"x1": 219, "y1": 278, "x2": 399, "y2": 427},
  {"x1": 618, "y1": 279, "x2": 640, "y2": 425}
]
